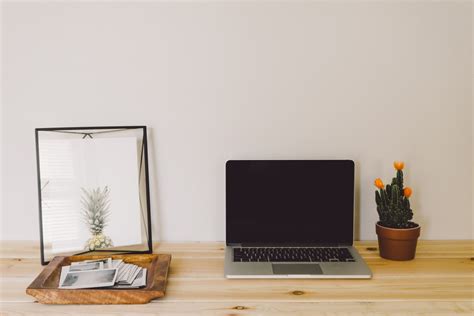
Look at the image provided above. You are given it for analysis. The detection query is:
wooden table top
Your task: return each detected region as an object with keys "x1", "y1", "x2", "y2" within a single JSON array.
[{"x1": 0, "y1": 240, "x2": 472, "y2": 315}]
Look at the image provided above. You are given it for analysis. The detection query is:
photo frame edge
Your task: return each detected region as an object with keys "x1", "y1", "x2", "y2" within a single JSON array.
[{"x1": 35, "y1": 125, "x2": 153, "y2": 265}]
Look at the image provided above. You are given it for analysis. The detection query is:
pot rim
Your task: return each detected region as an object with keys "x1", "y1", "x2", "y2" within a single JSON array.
[{"x1": 376, "y1": 222, "x2": 420, "y2": 231}]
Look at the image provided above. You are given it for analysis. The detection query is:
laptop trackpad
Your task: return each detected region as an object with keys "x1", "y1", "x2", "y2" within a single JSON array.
[{"x1": 272, "y1": 264, "x2": 323, "y2": 275}]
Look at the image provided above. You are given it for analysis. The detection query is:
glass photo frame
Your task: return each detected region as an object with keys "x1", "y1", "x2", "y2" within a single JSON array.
[{"x1": 35, "y1": 126, "x2": 153, "y2": 265}]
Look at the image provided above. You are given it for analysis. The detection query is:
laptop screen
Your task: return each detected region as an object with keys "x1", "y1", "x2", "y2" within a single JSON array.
[{"x1": 226, "y1": 160, "x2": 354, "y2": 245}]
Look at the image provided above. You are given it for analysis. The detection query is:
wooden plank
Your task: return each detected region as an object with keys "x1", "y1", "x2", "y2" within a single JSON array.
[
  {"x1": 2, "y1": 257, "x2": 472, "y2": 279},
  {"x1": 1, "y1": 271, "x2": 472, "y2": 303},
  {"x1": 2, "y1": 240, "x2": 473, "y2": 259},
  {"x1": 356, "y1": 240, "x2": 474, "y2": 259},
  {"x1": 0, "y1": 241, "x2": 42, "y2": 259},
  {"x1": 1, "y1": 301, "x2": 473, "y2": 315},
  {"x1": 155, "y1": 241, "x2": 474, "y2": 259},
  {"x1": 162, "y1": 277, "x2": 471, "y2": 302},
  {"x1": 0, "y1": 241, "x2": 473, "y2": 315}
]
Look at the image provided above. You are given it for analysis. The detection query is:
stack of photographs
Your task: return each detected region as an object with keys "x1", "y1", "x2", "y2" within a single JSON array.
[{"x1": 59, "y1": 258, "x2": 147, "y2": 289}]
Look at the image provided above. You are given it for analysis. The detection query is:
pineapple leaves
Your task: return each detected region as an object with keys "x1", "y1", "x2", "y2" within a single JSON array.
[{"x1": 80, "y1": 186, "x2": 111, "y2": 235}]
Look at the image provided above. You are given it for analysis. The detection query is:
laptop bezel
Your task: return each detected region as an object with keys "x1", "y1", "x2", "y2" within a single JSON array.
[{"x1": 225, "y1": 160, "x2": 355, "y2": 247}]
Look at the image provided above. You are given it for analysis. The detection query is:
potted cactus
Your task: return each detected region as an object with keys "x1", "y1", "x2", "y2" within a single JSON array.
[{"x1": 374, "y1": 161, "x2": 420, "y2": 260}]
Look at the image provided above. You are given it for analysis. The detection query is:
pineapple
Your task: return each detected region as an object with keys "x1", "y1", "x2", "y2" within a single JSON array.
[{"x1": 81, "y1": 186, "x2": 113, "y2": 251}]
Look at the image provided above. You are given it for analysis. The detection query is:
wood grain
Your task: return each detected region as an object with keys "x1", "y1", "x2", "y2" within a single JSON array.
[
  {"x1": 1, "y1": 301, "x2": 473, "y2": 315},
  {"x1": 1, "y1": 241, "x2": 473, "y2": 315},
  {"x1": 25, "y1": 254, "x2": 171, "y2": 304}
]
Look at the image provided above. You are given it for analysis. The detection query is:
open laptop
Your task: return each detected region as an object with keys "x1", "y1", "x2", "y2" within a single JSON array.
[{"x1": 224, "y1": 160, "x2": 372, "y2": 279}]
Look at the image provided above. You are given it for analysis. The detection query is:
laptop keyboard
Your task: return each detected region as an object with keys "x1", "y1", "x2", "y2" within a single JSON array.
[{"x1": 233, "y1": 247, "x2": 355, "y2": 262}]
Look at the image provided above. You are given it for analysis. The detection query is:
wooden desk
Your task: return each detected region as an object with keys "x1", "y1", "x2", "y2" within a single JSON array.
[{"x1": 0, "y1": 241, "x2": 472, "y2": 315}]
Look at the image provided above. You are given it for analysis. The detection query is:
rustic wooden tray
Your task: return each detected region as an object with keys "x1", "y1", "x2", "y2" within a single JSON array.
[{"x1": 26, "y1": 253, "x2": 171, "y2": 304}]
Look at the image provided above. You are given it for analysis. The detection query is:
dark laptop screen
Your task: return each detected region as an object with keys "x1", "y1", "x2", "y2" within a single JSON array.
[{"x1": 226, "y1": 160, "x2": 354, "y2": 245}]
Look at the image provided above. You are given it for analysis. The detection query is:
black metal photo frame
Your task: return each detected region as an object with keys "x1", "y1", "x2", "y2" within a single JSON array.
[{"x1": 35, "y1": 126, "x2": 153, "y2": 265}]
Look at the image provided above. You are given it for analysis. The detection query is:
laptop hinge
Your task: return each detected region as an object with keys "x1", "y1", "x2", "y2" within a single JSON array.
[
  {"x1": 238, "y1": 242, "x2": 350, "y2": 247},
  {"x1": 226, "y1": 243, "x2": 241, "y2": 247}
]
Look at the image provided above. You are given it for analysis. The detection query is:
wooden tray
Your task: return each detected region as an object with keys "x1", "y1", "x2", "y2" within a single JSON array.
[{"x1": 26, "y1": 253, "x2": 171, "y2": 304}]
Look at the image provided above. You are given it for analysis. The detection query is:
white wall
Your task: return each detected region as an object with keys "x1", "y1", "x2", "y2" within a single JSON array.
[{"x1": 1, "y1": 1, "x2": 472, "y2": 241}]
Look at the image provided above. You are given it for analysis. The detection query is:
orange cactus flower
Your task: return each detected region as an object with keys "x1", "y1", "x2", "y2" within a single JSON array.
[
  {"x1": 394, "y1": 161, "x2": 405, "y2": 170},
  {"x1": 403, "y1": 187, "x2": 412, "y2": 198},
  {"x1": 374, "y1": 178, "x2": 384, "y2": 189}
]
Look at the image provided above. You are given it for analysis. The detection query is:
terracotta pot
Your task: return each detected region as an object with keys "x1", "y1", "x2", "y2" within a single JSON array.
[{"x1": 376, "y1": 223, "x2": 421, "y2": 261}]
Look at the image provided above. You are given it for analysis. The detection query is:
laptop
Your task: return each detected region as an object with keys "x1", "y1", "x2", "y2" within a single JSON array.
[{"x1": 224, "y1": 160, "x2": 372, "y2": 279}]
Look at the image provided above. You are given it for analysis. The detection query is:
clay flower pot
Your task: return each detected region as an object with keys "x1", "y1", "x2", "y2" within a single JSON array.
[{"x1": 376, "y1": 223, "x2": 421, "y2": 261}]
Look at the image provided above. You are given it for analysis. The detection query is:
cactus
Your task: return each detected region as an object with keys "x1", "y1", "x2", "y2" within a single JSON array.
[{"x1": 374, "y1": 163, "x2": 418, "y2": 229}]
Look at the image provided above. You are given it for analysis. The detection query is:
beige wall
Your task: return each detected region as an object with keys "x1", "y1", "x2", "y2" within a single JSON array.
[{"x1": 1, "y1": 1, "x2": 472, "y2": 241}]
